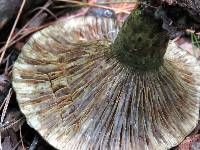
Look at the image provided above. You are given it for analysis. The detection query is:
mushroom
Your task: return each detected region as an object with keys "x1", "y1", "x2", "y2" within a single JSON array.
[{"x1": 12, "y1": 4, "x2": 200, "y2": 150}]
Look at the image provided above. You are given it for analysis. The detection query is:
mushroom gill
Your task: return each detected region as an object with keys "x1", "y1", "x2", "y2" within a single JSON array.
[{"x1": 12, "y1": 5, "x2": 200, "y2": 150}]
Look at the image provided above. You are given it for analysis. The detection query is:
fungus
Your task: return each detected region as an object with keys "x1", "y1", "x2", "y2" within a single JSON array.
[{"x1": 12, "y1": 4, "x2": 200, "y2": 150}]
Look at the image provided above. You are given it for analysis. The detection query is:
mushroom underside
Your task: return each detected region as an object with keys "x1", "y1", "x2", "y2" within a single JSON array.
[{"x1": 12, "y1": 16, "x2": 200, "y2": 150}]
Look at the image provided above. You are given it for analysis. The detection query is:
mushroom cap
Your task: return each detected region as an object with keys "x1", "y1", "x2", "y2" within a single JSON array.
[{"x1": 12, "y1": 15, "x2": 200, "y2": 150}]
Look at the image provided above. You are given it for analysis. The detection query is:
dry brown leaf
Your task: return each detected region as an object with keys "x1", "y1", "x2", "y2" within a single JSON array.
[{"x1": 178, "y1": 134, "x2": 200, "y2": 150}]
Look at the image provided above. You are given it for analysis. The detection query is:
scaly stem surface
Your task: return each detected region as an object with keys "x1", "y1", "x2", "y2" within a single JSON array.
[{"x1": 111, "y1": 5, "x2": 170, "y2": 70}]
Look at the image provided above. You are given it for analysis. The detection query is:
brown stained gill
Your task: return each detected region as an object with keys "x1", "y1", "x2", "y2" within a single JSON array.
[{"x1": 12, "y1": 5, "x2": 200, "y2": 150}]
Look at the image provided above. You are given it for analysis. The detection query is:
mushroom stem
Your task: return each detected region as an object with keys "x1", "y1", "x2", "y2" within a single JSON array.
[{"x1": 111, "y1": 5, "x2": 170, "y2": 70}]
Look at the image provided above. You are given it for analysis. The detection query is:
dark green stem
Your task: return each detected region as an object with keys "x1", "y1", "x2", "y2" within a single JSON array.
[{"x1": 111, "y1": 6, "x2": 170, "y2": 71}]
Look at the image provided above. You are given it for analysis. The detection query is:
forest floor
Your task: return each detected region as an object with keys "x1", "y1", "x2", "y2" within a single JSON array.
[{"x1": 0, "y1": 0, "x2": 200, "y2": 150}]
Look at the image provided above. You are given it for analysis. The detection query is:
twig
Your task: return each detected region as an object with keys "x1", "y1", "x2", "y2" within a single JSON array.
[
  {"x1": 0, "y1": 88, "x2": 12, "y2": 150},
  {"x1": 0, "y1": 89, "x2": 12, "y2": 123},
  {"x1": 0, "y1": 98, "x2": 7, "y2": 111},
  {"x1": 56, "y1": 0, "x2": 132, "y2": 14},
  {"x1": 0, "y1": 0, "x2": 26, "y2": 64},
  {"x1": 0, "y1": 22, "x2": 54, "y2": 51},
  {"x1": 12, "y1": 135, "x2": 25, "y2": 150},
  {"x1": 0, "y1": 0, "x2": 53, "y2": 53},
  {"x1": 4, "y1": 55, "x2": 10, "y2": 75},
  {"x1": 20, "y1": 126, "x2": 26, "y2": 150},
  {"x1": 31, "y1": 7, "x2": 58, "y2": 19},
  {"x1": 0, "y1": 117, "x2": 25, "y2": 132},
  {"x1": 29, "y1": 135, "x2": 39, "y2": 150},
  {"x1": 12, "y1": 141, "x2": 21, "y2": 150}
]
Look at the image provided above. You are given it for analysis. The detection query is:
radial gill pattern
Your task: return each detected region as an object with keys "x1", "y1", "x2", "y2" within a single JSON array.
[{"x1": 12, "y1": 16, "x2": 200, "y2": 150}]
